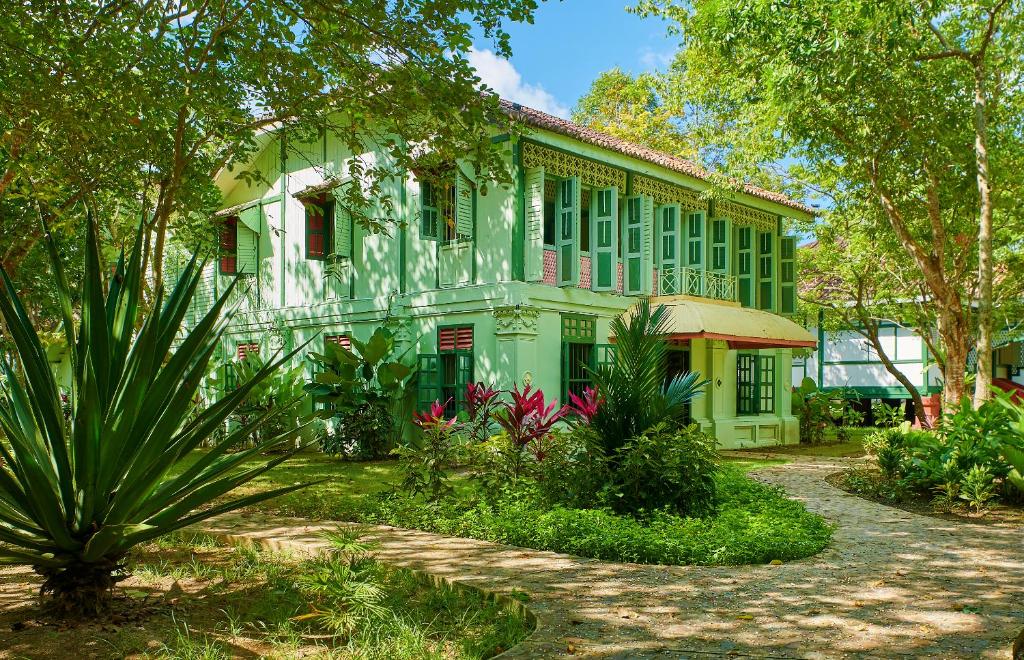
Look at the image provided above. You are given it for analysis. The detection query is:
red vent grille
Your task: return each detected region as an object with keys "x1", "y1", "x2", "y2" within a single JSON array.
[
  {"x1": 439, "y1": 326, "x2": 473, "y2": 352},
  {"x1": 325, "y1": 334, "x2": 351, "y2": 350},
  {"x1": 237, "y1": 342, "x2": 259, "y2": 360}
]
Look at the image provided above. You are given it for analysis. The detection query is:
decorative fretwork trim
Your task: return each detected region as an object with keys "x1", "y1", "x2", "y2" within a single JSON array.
[
  {"x1": 632, "y1": 175, "x2": 706, "y2": 210},
  {"x1": 522, "y1": 142, "x2": 627, "y2": 190},
  {"x1": 717, "y1": 200, "x2": 776, "y2": 233}
]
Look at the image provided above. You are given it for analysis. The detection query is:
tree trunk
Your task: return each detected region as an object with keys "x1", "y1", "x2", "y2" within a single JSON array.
[
  {"x1": 937, "y1": 308, "x2": 971, "y2": 409},
  {"x1": 861, "y1": 326, "x2": 931, "y2": 429},
  {"x1": 972, "y1": 63, "x2": 994, "y2": 408}
]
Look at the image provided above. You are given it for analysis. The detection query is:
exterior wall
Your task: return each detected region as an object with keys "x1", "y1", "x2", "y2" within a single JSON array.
[{"x1": 197, "y1": 124, "x2": 807, "y2": 448}]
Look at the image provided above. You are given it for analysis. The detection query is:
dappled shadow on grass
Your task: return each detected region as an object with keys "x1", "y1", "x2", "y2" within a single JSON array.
[{"x1": 202, "y1": 458, "x2": 1024, "y2": 658}]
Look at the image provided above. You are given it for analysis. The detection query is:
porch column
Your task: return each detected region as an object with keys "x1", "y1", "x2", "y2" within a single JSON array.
[{"x1": 493, "y1": 304, "x2": 541, "y2": 391}]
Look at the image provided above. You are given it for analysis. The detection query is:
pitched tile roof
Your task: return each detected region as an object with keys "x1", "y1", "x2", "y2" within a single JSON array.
[{"x1": 498, "y1": 99, "x2": 814, "y2": 216}]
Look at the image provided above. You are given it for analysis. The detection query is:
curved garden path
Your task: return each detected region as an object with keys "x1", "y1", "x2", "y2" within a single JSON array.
[{"x1": 201, "y1": 456, "x2": 1024, "y2": 659}]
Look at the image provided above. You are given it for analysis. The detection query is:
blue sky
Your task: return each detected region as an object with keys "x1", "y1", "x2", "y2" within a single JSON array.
[{"x1": 470, "y1": 1, "x2": 678, "y2": 118}]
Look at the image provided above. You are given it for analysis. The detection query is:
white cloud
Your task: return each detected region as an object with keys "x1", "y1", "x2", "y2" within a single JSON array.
[
  {"x1": 468, "y1": 47, "x2": 571, "y2": 118},
  {"x1": 639, "y1": 47, "x2": 675, "y2": 70}
]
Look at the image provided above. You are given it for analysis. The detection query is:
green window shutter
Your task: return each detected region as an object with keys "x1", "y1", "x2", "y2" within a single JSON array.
[
  {"x1": 420, "y1": 181, "x2": 440, "y2": 241},
  {"x1": 456, "y1": 352, "x2": 474, "y2": 410},
  {"x1": 640, "y1": 195, "x2": 654, "y2": 294},
  {"x1": 525, "y1": 166, "x2": 545, "y2": 281},
  {"x1": 758, "y1": 231, "x2": 774, "y2": 311},
  {"x1": 556, "y1": 176, "x2": 581, "y2": 287},
  {"x1": 622, "y1": 196, "x2": 644, "y2": 295},
  {"x1": 589, "y1": 187, "x2": 618, "y2": 291},
  {"x1": 416, "y1": 354, "x2": 441, "y2": 412},
  {"x1": 685, "y1": 211, "x2": 705, "y2": 271},
  {"x1": 657, "y1": 204, "x2": 680, "y2": 294},
  {"x1": 594, "y1": 343, "x2": 618, "y2": 371},
  {"x1": 236, "y1": 224, "x2": 259, "y2": 275},
  {"x1": 333, "y1": 203, "x2": 352, "y2": 259},
  {"x1": 757, "y1": 354, "x2": 776, "y2": 414},
  {"x1": 779, "y1": 236, "x2": 796, "y2": 315},
  {"x1": 711, "y1": 217, "x2": 731, "y2": 274},
  {"x1": 735, "y1": 226, "x2": 754, "y2": 308},
  {"x1": 238, "y1": 204, "x2": 262, "y2": 234},
  {"x1": 455, "y1": 169, "x2": 474, "y2": 240},
  {"x1": 736, "y1": 353, "x2": 756, "y2": 415}
]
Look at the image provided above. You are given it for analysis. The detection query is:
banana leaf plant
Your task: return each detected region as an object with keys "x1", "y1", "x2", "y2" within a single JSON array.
[{"x1": 0, "y1": 214, "x2": 315, "y2": 616}]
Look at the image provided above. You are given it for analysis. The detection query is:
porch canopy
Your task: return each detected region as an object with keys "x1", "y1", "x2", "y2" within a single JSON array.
[{"x1": 627, "y1": 296, "x2": 817, "y2": 350}]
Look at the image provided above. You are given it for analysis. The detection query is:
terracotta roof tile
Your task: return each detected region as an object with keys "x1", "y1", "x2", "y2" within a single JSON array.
[{"x1": 498, "y1": 99, "x2": 814, "y2": 216}]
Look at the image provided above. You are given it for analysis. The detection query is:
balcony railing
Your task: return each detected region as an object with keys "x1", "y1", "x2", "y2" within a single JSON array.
[{"x1": 659, "y1": 266, "x2": 737, "y2": 302}]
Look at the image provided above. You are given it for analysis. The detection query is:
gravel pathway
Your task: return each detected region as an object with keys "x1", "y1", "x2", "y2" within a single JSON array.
[{"x1": 201, "y1": 457, "x2": 1024, "y2": 659}]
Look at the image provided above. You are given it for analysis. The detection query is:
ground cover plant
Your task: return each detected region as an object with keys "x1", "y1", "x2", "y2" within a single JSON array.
[
  {"x1": 0, "y1": 531, "x2": 532, "y2": 659},
  {"x1": 837, "y1": 392, "x2": 1024, "y2": 518},
  {"x1": 0, "y1": 217, "x2": 313, "y2": 616}
]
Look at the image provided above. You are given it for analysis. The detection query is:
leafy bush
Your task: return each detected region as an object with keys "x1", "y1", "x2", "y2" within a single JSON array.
[
  {"x1": 607, "y1": 423, "x2": 718, "y2": 517},
  {"x1": 872, "y1": 400, "x2": 905, "y2": 428},
  {"x1": 355, "y1": 465, "x2": 831, "y2": 566},
  {"x1": 531, "y1": 426, "x2": 609, "y2": 509},
  {"x1": 958, "y1": 464, "x2": 996, "y2": 512},
  {"x1": 321, "y1": 400, "x2": 394, "y2": 459},
  {"x1": 306, "y1": 325, "x2": 415, "y2": 458},
  {"x1": 589, "y1": 299, "x2": 707, "y2": 455},
  {"x1": 212, "y1": 352, "x2": 307, "y2": 446},
  {"x1": 0, "y1": 217, "x2": 311, "y2": 615},
  {"x1": 491, "y1": 385, "x2": 567, "y2": 483},
  {"x1": 393, "y1": 400, "x2": 462, "y2": 501}
]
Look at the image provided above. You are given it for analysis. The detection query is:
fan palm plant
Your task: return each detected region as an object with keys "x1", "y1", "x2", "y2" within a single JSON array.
[
  {"x1": 589, "y1": 298, "x2": 708, "y2": 455},
  {"x1": 0, "y1": 215, "x2": 314, "y2": 616}
]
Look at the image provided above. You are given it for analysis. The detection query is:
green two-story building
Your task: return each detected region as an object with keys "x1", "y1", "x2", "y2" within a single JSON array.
[{"x1": 180, "y1": 101, "x2": 816, "y2": 448}]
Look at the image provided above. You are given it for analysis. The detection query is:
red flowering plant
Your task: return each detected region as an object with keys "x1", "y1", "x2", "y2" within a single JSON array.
[
  {"x1": 493, "y1": 385, "x2": 568, "y2": 481},
  {"x1": 464, "y1": 381, "x2": 502, "y2": 443},
  {"x1": 568, "y1": 387, "x2": 602, "y2": 426},
  {"x1": 395, "y1": 399, "x2": 461, "y2": 501}
]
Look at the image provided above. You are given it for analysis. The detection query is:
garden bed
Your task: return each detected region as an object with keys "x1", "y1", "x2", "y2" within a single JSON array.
[
  {"x1": 827, "y1": 467, "x2": 1024, "y2": 527},
  {"x1": 0, "y1": 532, "x2": 533, "y2": 659}
]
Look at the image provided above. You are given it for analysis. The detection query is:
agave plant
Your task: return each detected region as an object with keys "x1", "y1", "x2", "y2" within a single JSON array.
[
  {"x1": 589, "y1": 299, "x2": 708, "y2": 456},
  {"x1": 0, "y1": 215, "x2": 314, "y2": 616}
]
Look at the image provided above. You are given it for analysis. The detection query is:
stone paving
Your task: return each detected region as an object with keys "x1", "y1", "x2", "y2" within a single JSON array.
[{"x1": 201, "y1": 457, "x2": 1024, "y2": 659}]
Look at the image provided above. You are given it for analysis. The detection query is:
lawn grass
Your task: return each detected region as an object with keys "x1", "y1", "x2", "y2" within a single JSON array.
[{"x1": 127, "y1": 531, "x2": 533, "y2": 659}]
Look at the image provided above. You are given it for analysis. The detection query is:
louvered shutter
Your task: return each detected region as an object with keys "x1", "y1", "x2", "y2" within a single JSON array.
[
  {"x1": 590, "y1": 187, "x2": 618, "y2": 291},
  {"x1": 711, "y1": 217, "x2": 731, "y2": 274},
  {"x1": 325, "y1": 334, "x2": 352, "y2": 350},
  {"x1": 455, "y1": 169, "x2": 474, "y2": 240},
  {"x1": 236, "y1": 223, "x2": 259, "y2": 275},
  {"x1": 416, "y1": 354, "x2": 441, "y2": 412},
  {"x1": 622, "y1": 196, "x2": 644, "y2": 296},
  {"x1": 333, "y1": 205, "x2": 352, "y2": 259},
  {"x1": 657, "y1": 204, "x2": 680, "y2": 294},
  {"x1": 640, "y1": 195, "x2": 654, "y2": 295},
  {"x1": 525, "y1": 166, "x2": 545, "y2": 281},
  {"x1": 758, "y1": 231, "x2": 774, "y2": 311},
  {"x1": 735, "y1": 226, "x2": 755, "y2": 308},
  {"x1": 556, "y1": 176, "x2": 581, "y2": 287},
  {"x1": 438, "y1": 326, "x2": 473, "y2": 352},
  {"x1": 685, "y1": 211, "x2": 705, "y2": 271},
  {"x1": 419, "y1": 181, "x2": 440, "y2": 241},
  {"x1": 779, "y1": 236, "x2": 797, "y2": 315}
]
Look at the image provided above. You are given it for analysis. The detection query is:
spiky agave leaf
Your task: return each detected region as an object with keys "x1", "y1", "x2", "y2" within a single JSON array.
[{"x1": 0, "y1": 213, "x2": 316, "y2": 611}]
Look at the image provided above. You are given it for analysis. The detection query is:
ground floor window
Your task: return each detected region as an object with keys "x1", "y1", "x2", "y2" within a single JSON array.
[
  {"x1": 560, "y1": 314, "x2": 615, "y2": 404},
  {"x1": 417, "y1": 325, "x2": 474, "y2": 416},
  {"x1": 737, "y1": 353, "x2": 775, "y2": 415}
]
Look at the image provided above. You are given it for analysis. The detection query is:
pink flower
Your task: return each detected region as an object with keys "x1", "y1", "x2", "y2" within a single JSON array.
[
  {"x1": 568, "y1": 386, "x2": 602, "y2": 424},
  {"x1": 465, "y1": 381, "x2": 501, "y2": 421},
  {"x1": 413, "y1": 399, "x2": 456, "y2": 429},
  {"x1": 495, "y1": 384, "x2": 568, "y2": 447}
]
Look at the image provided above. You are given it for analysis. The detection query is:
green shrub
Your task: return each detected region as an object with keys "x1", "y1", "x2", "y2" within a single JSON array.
[
  {"x1": 354, "y1": 466, "x2": 831, "y2": 566},
  {"x1": 608, "y1": 423, "x2": 718, "y2": 517},
  {"x1": 876, "y1": 442, "x2": 905, "y2": 479},
  {"x1": 321, "y1": 401, "x2": 394, "y2": 459},
  {"x1": 958, "y1": 464, "x2": 996, "y2": 512},
  {"x1": 393, "y1": 401, "x2": 462, "y2": 501},
  {"x1": 531, "y1": 426, "x2": 609, "y2": 509}
]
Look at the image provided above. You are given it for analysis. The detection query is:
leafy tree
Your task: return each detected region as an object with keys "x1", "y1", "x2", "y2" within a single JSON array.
[
  {"x1": 572, "y1": 68, "x2": 697, "y2": 159},
  {"x1": 636, "y1": 0, "x2": 1024, "y2": 409},
  {"x1": 0, "y1": 216, "x2": 313, "y2": 615},
  {"x1": 0, "y1": 0, "x2": 545, "y2": 302}
]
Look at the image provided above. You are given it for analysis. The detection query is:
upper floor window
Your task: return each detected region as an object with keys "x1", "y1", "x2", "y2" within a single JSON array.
[
  {"x1": 304, "y1": 194, "x2": 334, "y2": 261},
  {"x1": 421, "y1": 169, "x2": 473, "y2": 244},
  {"x1": 219, "y1": 216, "x2": 238, "y2": 275}
]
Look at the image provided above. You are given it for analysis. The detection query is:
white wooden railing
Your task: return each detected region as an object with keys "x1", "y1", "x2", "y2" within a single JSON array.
[{"x1": 659, "y1": 266, "x2": 737, "y2": 302}]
